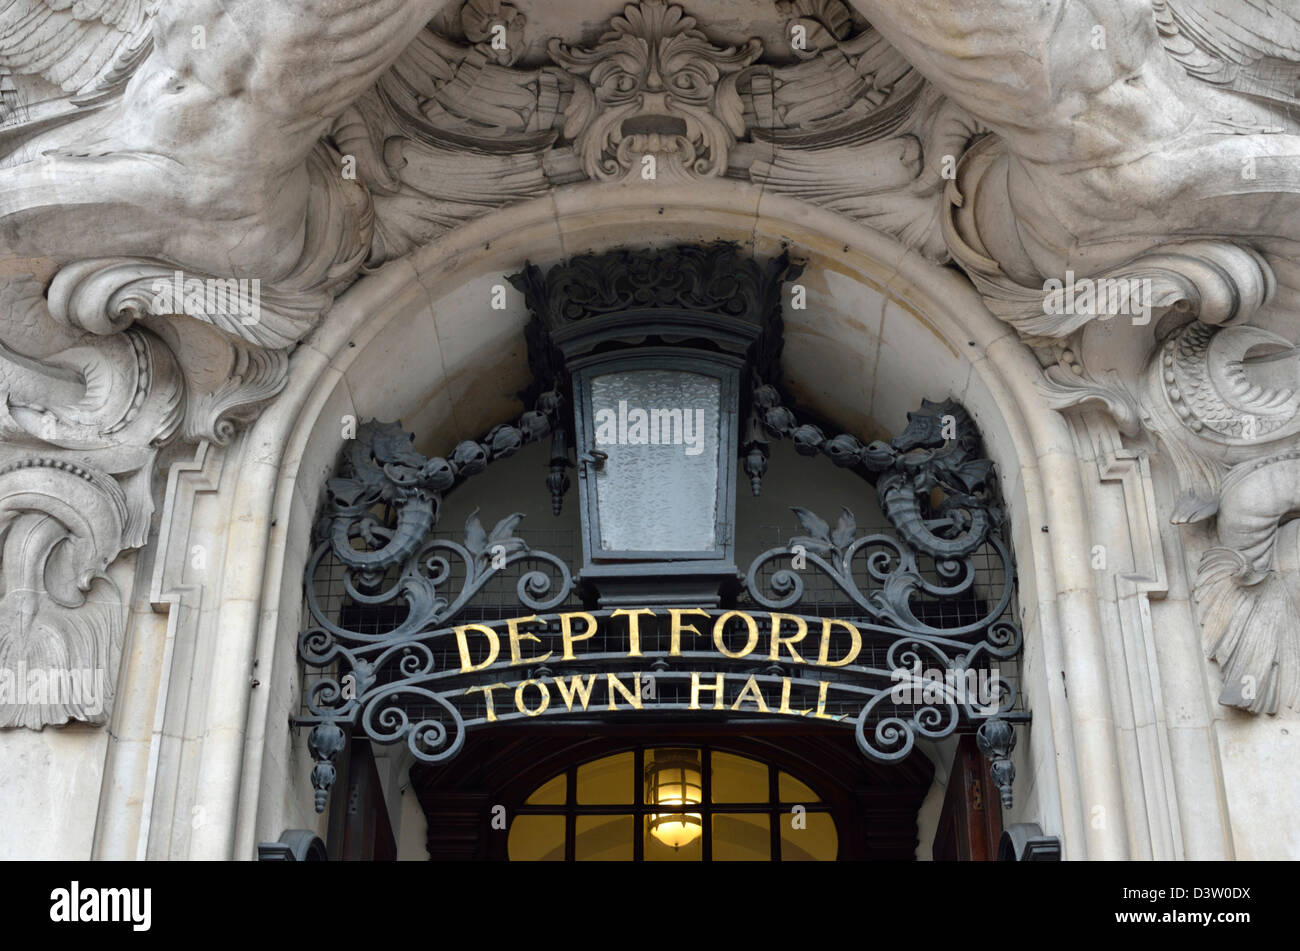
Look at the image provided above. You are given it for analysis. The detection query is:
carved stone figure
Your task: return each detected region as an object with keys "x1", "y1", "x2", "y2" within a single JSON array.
[
  {"x1": 898, "y1": 0, "x2": 1300, "y2": 339},
  {"x1": 548, "y1": 1, "x2": 760, "y2": 181}
]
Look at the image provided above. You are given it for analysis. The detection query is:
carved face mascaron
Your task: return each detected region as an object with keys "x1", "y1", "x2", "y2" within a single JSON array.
[{"x1": 549, "y1": 1, "x2": 759, "y2": 181}]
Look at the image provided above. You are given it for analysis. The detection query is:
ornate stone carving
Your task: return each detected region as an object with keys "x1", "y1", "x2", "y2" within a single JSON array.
[
  {"x1": 1041, "y1": 344, "x2": 1144, "y2": 439},
  {"x1": 458, "y1": 0, "x2": 527, "y2": 64},
  {"x1": 8, "y1": 0, "x2": 1300, "y2": 347},
  {"x1": 0, "y1": 325, "x2": 184, "y2": 548},
  {"x1": 1194, "y1": 456, "x2": 1300, "y2": 713},
  {"x1": 741, "y1": 3, "x2": 959, "y2": 260},
  {"x1": 1150, "y1": 321, "x2": 1300, "y2": 446},
  {"x1": 4, "y1": 0, "x2": 1300, "y2": 733},
  {"x1": 943, "y1": 137, "x2": 1280, "y2": 341},
  {"x1": 0, "y1": 316, "x2": 187, "y2": 728},
  {"x1": 0, "y1": 0, "x2": 972, "y2": 309},
  {"x1": 848, "y1": 0, "x2": 1300, "y2": 718},
  {"x1": 0, "y1": 457, "x2": 127, "y2": 728},
  {"x1": 871, "y1": 0, "x2": 1300, "y2": 341},
  {"x1": 0, "y1": 268, "x2": 289, "y2": 729},
  {"x1": 1045, "y1": 316, "x2": 1300, "y2": 714},
  {"x1": 0, "y1": 0, "x2": 430, "y2": 727},
  {"x1": 332, "y1": 0, "x2": 961, "y2": 265},
  {"x1": 548, "y1": 1, "x2": 761, "y2": 182},
  {"x1": 1153, "y1": 1, "x2": 1300, "y2": 110},
  {"x1": 0, "y1": 0, "x2": 155, "y2": 108},
  {"x1": 181, "y1": 342, "x2": 289, "y2": 447},
  {"x1": 1145, "y1": 323, "x2": 1300, "y2": 713},
  {"x1": 0, "y1": 2, "x2": 401, "y2": 341}
]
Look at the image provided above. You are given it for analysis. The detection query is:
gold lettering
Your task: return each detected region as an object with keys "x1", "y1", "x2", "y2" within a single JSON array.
[
  {"x1": 606, "y1": 672, "x2": 643, "y2": 710},
  {"x1": 816, "y1": 618, "x2": 862, "y2": 667},
  {"x1": 611, "y1": 608, "x2": 654, "y2": 657},
  {"x1": 669, "y1": 608, "x2": 710, "y2": 656},
  {"x1": 455, "y1": 624, "x2": 500, "y2": 673},
  {"x1": 730, "y1": 675, "x2": 770, "y2": 713},
  {"x1": 464, "y1": 681, "x2": 510, "y2": 722},
  {"x1": 553, "y1": 673, "x2": 599, "y2": 711},
  {"x1": 778, "y1": 677, "x2": 811, "y2": 716},
  {"x1": 559, "y1": 611, "x2": 598, "y2": 661},
  {"x1": 712, "y1": 610, "x2": 758, "y2": 659},
  {"x1": 768, "y1": 613, "x2": 808, "y2": 663},
  {"x1": 813, "y1": 679, "x2": 846, "y2": 721},
  {"x1": 515, "y1": 679, "x2": 551, "y2": 717},
  {"x1": 507, "y1": 615, "x2": 552, "y2": 666},
  {"x1": 689, "y1": 672, "x2": 725, "y2": 710}
]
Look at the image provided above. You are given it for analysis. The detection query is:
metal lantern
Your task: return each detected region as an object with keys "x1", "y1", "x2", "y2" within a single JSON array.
[
  {"x1": 570, "y1": 349, "x2": 741, "y2": 605},
  {"x1": 645, "y1": 748, "x2": 703, "y2": 849},
  {"x1": 509, "y1": 244, "x2": 799, "y2": 607}
]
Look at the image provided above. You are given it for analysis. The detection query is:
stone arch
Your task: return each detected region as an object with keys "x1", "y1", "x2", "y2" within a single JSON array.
[{"x1": 129, "y1": 181, "x2": 1116, "y2": 860}]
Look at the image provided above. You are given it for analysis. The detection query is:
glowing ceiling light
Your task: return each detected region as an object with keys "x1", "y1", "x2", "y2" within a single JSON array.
[{"x1": 645, "y1": 748, "x2": 703, "y2": 849}]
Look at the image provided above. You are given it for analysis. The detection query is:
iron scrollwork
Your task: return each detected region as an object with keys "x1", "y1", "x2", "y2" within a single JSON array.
[
  {"x1": 297, "y1": 394, "x2": 1024, "y2": 811},
  {"x1": 298, "y1": 414, "x2": 576, "y2": 811},
  {"x1": 741, "y1": 395, "x2": 1023, "y2": 776},
  {"x1": 295, "y1": 247, "x2": 1023, "y2": 813}
]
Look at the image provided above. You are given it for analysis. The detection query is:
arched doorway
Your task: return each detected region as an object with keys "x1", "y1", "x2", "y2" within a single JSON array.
[
  {"x1": 412, "y1": 731, "x2": 935, "y2": 861},
  {"x1": 506, "y1": 744, "x2": 842, "y2": 862},
  {"x1": 297, "y1": 242, "x2": 1026, "y2": 860},
  {"x1": 197, "y1": 183, "x2": 1101, "y2": 862}
]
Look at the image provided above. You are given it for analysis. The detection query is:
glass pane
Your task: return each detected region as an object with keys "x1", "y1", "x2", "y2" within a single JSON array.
[
  {"x1": 589, "y1": 369, "x2": 721, "y2": 552},
  {"x1": 575, "y1": 815, "x2": 634, "y2": 861},
  {"x1": 779, "y1": 811, "x2": 838, "y2": 861},
  {"x1": 711, "y1": 752, "x2": 769, "y2": 803},
  {"x1": 712, "y1": 813, "x2": 771, "y2": 861},
  {"x1": 576, "y1": 752, "x2": 634, "y2": 804},
  {"x1": 525, "y1": 773, "x2": 567, "y2": 805},
  {"x1": 778, "y1": 772, "x2": 820, "y2": 803},
  {"x1": 507, "y1": 815, "x2": 565, "y2": 861},
  {"x1": 644, "y1": 814, "x2": 702, "y2": 861}
]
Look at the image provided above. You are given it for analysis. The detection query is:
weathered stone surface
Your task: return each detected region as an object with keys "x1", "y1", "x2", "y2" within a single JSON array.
[{"x1": 0, "y1": 0, "x2": 1298, "y2": 860}]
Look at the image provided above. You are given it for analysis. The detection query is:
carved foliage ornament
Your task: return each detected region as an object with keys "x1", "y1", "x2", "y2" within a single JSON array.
[
  {"x1": 0, "y1": 458, "x2": 127, "y2": 729},
  {"x1": 1044, "y1": 315, "x2": 1300, "y2": 715},
  {"x1": 338, "y1": 0, "x2": 941, "y2": 264}
]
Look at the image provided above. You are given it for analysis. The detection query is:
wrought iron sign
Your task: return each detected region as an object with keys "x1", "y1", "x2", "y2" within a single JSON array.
[{"x1": 295, "y1": 244, "x2": 1026, "y2": 813}]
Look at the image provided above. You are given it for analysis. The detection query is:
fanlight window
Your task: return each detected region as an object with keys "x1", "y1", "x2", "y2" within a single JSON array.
[{"x1": 507, "y1": 747, "x2": 838, "y2": 861}]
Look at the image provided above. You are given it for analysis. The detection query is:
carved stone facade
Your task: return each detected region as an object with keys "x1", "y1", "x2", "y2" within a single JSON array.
[{"x1": 1, "y1": 0, "x2": 1299, "y2": 860}]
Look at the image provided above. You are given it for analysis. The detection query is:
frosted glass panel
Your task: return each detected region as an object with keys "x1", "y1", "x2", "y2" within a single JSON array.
[{"x1": 589, "y1": 369, "x2": 721, "y2": 552}]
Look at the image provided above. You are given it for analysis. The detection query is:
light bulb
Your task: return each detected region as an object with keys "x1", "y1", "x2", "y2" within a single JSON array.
[{"x1": 646, "y1": 749, "x2": 703, "y2": 849}]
